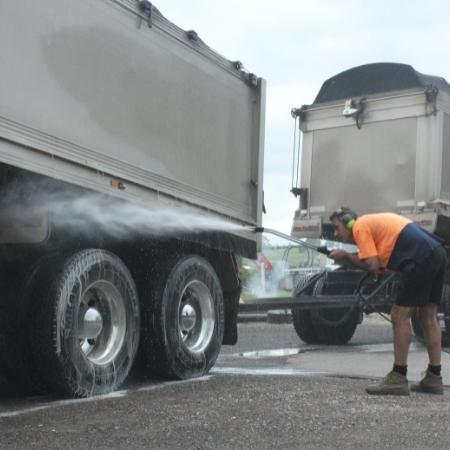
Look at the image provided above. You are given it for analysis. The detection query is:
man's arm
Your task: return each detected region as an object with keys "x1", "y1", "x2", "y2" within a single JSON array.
[{"x1": 328, "y1": 249, "x2": 380, "y2": 273}]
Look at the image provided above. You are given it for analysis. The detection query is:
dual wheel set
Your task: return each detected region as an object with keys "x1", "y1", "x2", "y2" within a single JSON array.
[{"x1": 0, "y1": 250, "x2": 224, "y2": 397}]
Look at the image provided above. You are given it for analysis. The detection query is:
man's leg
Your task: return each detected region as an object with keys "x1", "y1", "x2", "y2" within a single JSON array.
[
  {"x1": 366, "y1": 304, "x2": 413, "y2": 395},
  {"x1": 390, "y1": 304, "x2": 415, "y2": 366},
  {"x1": 410, "y1": 303, "x2": 444, "y2": 394},
  {"x1": 417, "y1": 303, "x2": 441, "y2": 366}
]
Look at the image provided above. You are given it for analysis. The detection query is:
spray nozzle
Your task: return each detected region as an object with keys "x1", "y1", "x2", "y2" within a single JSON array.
[{"x1": 241, "y1": 225, "x2": 265, "y2": 233}]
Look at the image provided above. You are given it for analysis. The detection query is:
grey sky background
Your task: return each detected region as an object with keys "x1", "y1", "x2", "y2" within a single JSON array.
[{"x1": 156, "y1": 0, "x2": 450, "y2": 233}]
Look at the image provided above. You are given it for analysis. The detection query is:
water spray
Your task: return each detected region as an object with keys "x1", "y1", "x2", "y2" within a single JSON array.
[{"x1": 244, "y1": 225, "x2": 331, "y2": 256}]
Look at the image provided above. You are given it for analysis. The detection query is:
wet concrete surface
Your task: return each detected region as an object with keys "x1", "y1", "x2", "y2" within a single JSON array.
[
  {"x1": 218, "y1": 315, "x2": 450, "y2": 383},
  {"x1": 1, "y1": 316, "x2": 450, "y2": 449}
]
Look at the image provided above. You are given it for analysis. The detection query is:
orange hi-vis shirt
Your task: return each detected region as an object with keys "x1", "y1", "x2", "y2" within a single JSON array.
[{"x1": 352, "y1": 213, "x2": 412, "y2": 268}]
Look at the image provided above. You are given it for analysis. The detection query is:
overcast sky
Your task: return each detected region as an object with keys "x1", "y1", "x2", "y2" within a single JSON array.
[{"x1": 156, "y1": 0, "x2": 450, "y2": 233}]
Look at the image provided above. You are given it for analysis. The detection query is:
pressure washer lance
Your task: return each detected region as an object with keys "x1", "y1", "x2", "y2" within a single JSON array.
[{"x1": 248, "y1": 226, "x2": 331, "y2": 256}]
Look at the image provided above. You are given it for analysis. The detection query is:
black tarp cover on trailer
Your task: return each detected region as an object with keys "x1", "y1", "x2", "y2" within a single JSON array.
[{"x1": 313, "y1": 62, "x2": 450, "y2": 104}]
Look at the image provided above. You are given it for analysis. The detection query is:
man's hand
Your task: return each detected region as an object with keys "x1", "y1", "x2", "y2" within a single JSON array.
[
  {"x1": 329, "y1": 249, "x2": 380, "y2": 273},
  {"x1": 328, "y1": 249, "x2": 350, "y2": 264}
]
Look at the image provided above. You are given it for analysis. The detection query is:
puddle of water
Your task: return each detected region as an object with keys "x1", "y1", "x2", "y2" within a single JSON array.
[
  {"x1": 239, "y1": 348, "x2": 301, "y2": 359},
  {"x1": 356, "y1": 342, "x2": 419, "y2": 353},
  {"x1": 356, "y1": 343, "x2": 393, "y2": 353},
  {"x1": 212, "y1": 367, "x2": 328, "y2": 376}
]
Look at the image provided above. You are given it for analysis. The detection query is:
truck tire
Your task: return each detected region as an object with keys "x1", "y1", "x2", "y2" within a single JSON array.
[
  {"x1": 30, "y1": 249, "x2": 140, "y2": 397},
  {"x1": 293, "y1": 274, "x2": 359, "y2": 345},
  {"x1": 292, "y1": 273, "x2": 320, "y2": 344},
  {"x1": 310, "y1": 276, "x2": 359, "y2": 344},
  {"x1": 441, "y1": 283, "x2": 450, "y2": 347},
  {"x1": 139, "y1": 255, "x2": 224, "y2": 379},
  {"x1": 411, "y1": 312, "x2": 424, "y2": 342},
  {"x1": 412, "y1": 282, "x2": 450, "y2": 347},
  {"x1": 0, "y1": 254, "x2": 62, "y2": 393}
]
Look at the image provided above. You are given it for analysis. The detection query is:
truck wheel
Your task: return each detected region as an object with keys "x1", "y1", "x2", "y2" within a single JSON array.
[
  {"x1": 293, "y1": 274, "x2": 359, "y2": 345},
  {"x1": 140, "y1": 255, "x2": 224, "y2": 379},
  {"x1": 310, "y1": 276, "x2": 359, "y2": 345},
  {"x1": 411, "y1": 312, "x2": 424, "y2": 342},
  {"x1": 412, "y1": 282, "x2": 450, "y2": 347},
  {"x1": 292, "y1": 273, "x2": 320, "y2": 344},
  {"x1": 0, "y1": 254, "x2": 62, "y2": 393},
  {"x1": 441, "y1": 283, "x2": 450, "y2": 346},
  {"x1": 30, "y1": 249, "x2": 140, "y2": 397}
]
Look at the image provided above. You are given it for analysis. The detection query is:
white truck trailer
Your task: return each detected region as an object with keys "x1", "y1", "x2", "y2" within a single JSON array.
[
  {"x1": 289, "y1": 62, "x2": 450, "y2": 345},
  {"x1": 0, "y1": 0, "x2": 265, "y2": 397}
]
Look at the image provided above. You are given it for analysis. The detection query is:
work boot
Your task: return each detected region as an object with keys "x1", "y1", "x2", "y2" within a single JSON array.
[
  {"x1": 410, "y1": 370, "x2": 443, "y2": 394},
  {"x1": 366, "y1": 370, "x2": 409, "y2": 396}
]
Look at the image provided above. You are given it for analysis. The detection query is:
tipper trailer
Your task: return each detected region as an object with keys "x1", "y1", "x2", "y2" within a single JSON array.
[
  {"x1": 288, "y1": 62, "x2": 450, "y2": 345},
  {"x1": 0, "y1": 0, "x2": 265, "y2": 397},
  {"x1": 243, "y1": 63, "x2": 450, "y2": 346}
]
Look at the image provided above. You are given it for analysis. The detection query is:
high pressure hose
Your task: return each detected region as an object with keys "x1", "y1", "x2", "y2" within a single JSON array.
[{"x1": 246, "y1": 226, "x2": 331, "y2": 255}]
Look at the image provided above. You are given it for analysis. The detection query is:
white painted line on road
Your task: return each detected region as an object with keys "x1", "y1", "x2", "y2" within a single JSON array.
[
  {"x1": 0, "y1": 377, "x2": 213, "y2": 419},
  {"x1": 0, "y1": 390, "x2": 128, "y2": 419}
]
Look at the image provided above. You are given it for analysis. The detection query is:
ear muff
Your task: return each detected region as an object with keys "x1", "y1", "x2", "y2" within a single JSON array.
[
  {"x1": 332, "y1": 208, "x2": 357, "y2": 229},
  {"x1": 344, "y1": 217, "x2": 356, "y2": 229}
]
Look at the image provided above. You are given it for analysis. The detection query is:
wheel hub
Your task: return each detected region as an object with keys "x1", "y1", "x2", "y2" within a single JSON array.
[
  {"x1": 79, "y1": 307, "x2": 103, "y2": 340},
  {"x1": 178, "y1": 280, "x2": 215, "y2": 353},
  {"x1": 78, "y1": 281, "x2": 127, "y2": 365},
  {"x1": 181, "y1": 304, "x2": 197, "y2": 331}
]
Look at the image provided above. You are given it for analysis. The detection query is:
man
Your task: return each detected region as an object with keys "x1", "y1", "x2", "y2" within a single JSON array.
[{"x1": 328, "y1": 207, "x2": 447, "y2": 395}]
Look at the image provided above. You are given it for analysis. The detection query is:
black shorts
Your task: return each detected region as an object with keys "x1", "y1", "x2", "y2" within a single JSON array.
[{"x1": 396, "y1": 245, "x2": 447, "y2": 307}]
